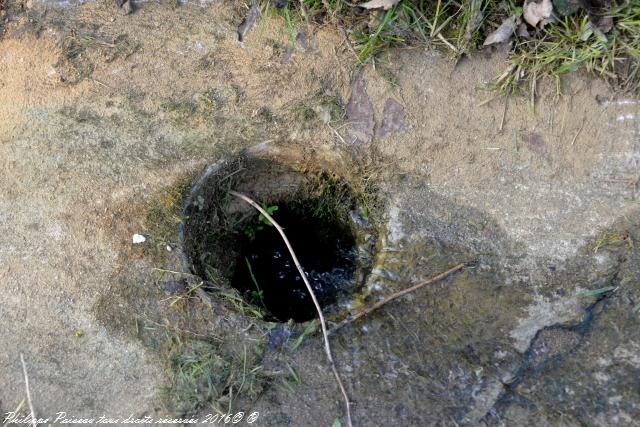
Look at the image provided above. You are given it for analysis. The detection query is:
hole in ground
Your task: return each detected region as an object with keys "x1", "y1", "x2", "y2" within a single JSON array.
[
  {"x1": 231, "y1": 198, "x2": 357, "y2": 322},
  {"x1": 181, "y1": 153, "x2": 377, "y2": 323}
]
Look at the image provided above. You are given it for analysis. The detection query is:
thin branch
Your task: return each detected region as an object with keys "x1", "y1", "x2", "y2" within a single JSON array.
[
  {"x1": 229, "y1": 191, "x2": 353, "y2": 427},
  {"x1": 20, "y1": 353, "x2": 37, "y2": 427},
  {"x1": 330, "y1": 263, "x2": 465, "y2": 335}
]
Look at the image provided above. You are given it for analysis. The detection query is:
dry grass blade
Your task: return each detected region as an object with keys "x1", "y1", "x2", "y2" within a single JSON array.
[
  {"x1": 20, "y1": 353, "x2": 37, "y2": 427},
  {"x1": 229, "y1": 191, "x2": 353, "y2": 427}
]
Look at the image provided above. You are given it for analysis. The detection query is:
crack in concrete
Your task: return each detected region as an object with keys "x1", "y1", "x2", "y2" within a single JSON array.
[{"x1": 479, "y1": 288, "x2": 616, "y2": 425}]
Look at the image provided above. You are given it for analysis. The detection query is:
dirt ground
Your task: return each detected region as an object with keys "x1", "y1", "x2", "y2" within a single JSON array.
[{"x1": 1, "y1": 1, "x2": 639, "y2": 426}]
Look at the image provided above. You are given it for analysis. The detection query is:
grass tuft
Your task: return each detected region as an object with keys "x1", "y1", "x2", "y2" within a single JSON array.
[
  {"x1": 161, "y1": 337, "x2": 267, "y2": 417},
  {"x1": 273, "y1": 0, "x2": 640, "y2": 97},
  {"x1": 491, "y1": 3, "x2": 640, "y2": 103}
]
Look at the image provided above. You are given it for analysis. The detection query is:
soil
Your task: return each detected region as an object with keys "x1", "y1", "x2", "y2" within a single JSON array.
[{"x1": 1, "y1": 1, "x2": 639, "y2": 426}]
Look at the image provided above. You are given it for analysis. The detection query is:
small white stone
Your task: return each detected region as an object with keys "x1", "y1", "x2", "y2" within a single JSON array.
[
  {"x1": 132, "y1": 234, "x2": 146, "y2": 244},
  {"x1": 166, "y1": 245, "x2": 172, "y2": 252}
]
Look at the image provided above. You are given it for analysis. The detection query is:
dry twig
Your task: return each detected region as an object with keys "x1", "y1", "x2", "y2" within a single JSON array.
[
  {"x1": 20, "y1": 353, "x2": 37, "y2": 427},
  {"x1": 330, "y1": 263, "x2": 465, "y2": 334},
  {"x1": 229, "y1": 191, "x2": 353, "y2": 427}
]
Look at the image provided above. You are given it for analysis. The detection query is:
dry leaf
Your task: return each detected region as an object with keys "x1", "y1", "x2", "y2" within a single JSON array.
[
  {"x1": 587, "y1": 0, "x2": 614, "y2": 33},
  {"x1": 540, "y1": 16, "x2": 557, "y2": 28},
  {"x1": 523, "y1": 0, "x2": 553, "y2": 28},
  {"x1": 359, "y1": 0, "x2": 400, "y2": 10},
  {"x1": 483, "y1": 16, "x2": 517, "y2": 46},
  {"x1": 517, "y1": 22, "x2": 531, "y2": 39}
]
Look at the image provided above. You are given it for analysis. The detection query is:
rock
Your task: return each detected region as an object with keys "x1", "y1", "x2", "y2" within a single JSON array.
[
  {"x1": 553, "y1": 0, "x2": 582, "y2": 16},
  {"x1": 295, "y1": 32, "x2": 308, "y2": 51},
  {"x1": 517, "y1": 22, "x2": 532, "y2": 39},
  {"x1": 116, "y1": 0, "x2": 134, "y2": 15},
  {"x1": 358, "y1": 0, "x2": 401, "y2": 11},
  {"x1": 483, "y1": 16, "x2": 517, "y2": 46},
  {"x1": 267, "y1": 324, "x2": 292, "y2": 349},
  {"x1": 132, "y1": 234, "x2": 146, "y2": 244},
  {"x1": 523, "y1": 0, "x2": 553, "y2": 28},
  {"x1": 589, "y1": 7, "x2": 614, "y2": 33}
]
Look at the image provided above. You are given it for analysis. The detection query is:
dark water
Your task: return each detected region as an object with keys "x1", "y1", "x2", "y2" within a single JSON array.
[{"x1": 230, "y1": 201, "x2": 357, "y2": 322}]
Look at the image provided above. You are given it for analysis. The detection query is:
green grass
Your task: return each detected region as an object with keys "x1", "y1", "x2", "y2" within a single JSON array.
[
  {"x1": 245, "y1": 256, "x2": 267, "y2": 308},
  {"x1": 491, "y1": 4, "x2": 640, "y2": 105},
  {"x1": 161, "y1": 337, "x2": 267, "y2": 417},
  {"x1": 244, "y1": 203, "x2": 278, "y2": 239},
  {"x1": 276, "y1": 0, "x2": 640, "y2": 98},
  {"x1": 291, "y1": 319, "x2": 319, "y2": 350},
  {"x1": 289, "y1": 91, "x2": 345, "y2": 129},
  {"x1": 591, "y1": 230, "x2": 633, "y2": 253},
  {"x1": 278, "y1": 362, "x2": 302, "y2": 393},
  {"x1": 580, "y1": 286, "x2": 617, "y2": 297},
  {"x1": 283, "y1": 4, "x2": 297, "y2": 46}
]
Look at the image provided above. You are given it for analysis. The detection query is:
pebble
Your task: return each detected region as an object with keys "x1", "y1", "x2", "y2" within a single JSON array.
[{"x1": 132, "y1": 234, "x2": 146, "y2": 244}]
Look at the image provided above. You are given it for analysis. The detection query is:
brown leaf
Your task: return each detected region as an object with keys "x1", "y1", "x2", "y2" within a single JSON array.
[
  {"x1": 584, "y1": 0, "x2": 614, "y2": 33},
  {"x1": 517, "y1": 22, "x2": 532, "y2": 39},
  {"x1": 483, "y1": 16, "x2": 517, "y2": 46},
  {"x1": 346, "y1": 74, "x2": 375, "y2": 144},
  {"x1": 358, "y1": 0, "x2": 400, "y2": 10},
  {"x1": 523, "y1": 0, "x2": 553, "y2": 28},
  {"x1": 376, "y1": 98, "x2": 407, "y2": 139}
]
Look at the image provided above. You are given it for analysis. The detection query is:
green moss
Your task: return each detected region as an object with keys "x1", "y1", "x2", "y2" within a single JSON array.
[
  {"x1": 289, "y1": 91, "x2": 345, "y2": 129},
  {"x1": 57, "y1": 31, "x2": 139, "y2": 84},
  {"x1": 143, "y1": 177, "x2": 193, "y2": 263},
  {"x1": 161, "y1": 100, "x2": 199, "y2": 126}
]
